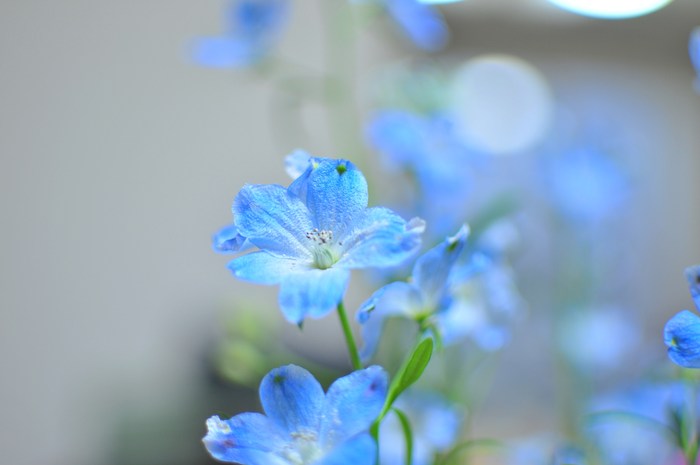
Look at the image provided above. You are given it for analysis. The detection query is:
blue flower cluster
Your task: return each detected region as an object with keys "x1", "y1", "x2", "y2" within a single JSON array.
[{"x1": 664, "y1": 265, "x2": 700, "y2": 368}]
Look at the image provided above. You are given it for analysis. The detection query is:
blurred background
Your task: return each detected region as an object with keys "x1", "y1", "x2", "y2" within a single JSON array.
[{"x1": 1, "y1": 1, "x2": 700, "y2": 464}]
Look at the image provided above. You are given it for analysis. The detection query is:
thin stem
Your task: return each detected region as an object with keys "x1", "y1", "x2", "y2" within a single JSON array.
[
  {"x1": 337, "y1": 300, "x2": 362, "y2": 370},
  {"x1": 684, "y1": 371, "x2": 699, "y2": 465}
]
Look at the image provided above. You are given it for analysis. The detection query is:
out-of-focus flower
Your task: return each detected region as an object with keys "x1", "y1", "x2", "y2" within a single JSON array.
[
  {"x1": 379, "y1": 391, "x2": 461, "y2": 465},
  {"x1": 544, "y1": 146, "x2": 628, "y2": 224},
  {"x1": 203, "y1": 364, "x2": 387, "y2": 465},
  {"x1": 664, "y1": 265, "x2": 700, "y2": 368},
  {"x1": 357, "y1": 225, "x2": 469, "y2": 360},
  {"x1": 691, "y1": 27, "x2": 700, "y2": 92},
  {"x1": 192, "y1": 0, "x2": 289, "y2": 68},
  {"x1": 218, "y1": 156, "x2": 424, "y2": 324}
]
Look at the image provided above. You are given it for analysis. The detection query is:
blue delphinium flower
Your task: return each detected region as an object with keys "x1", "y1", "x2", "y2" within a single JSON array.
[
  {"x1": 193, "y1": 0, "x2": 289, "y2": 68},
  {"x1": 204, "y1": 364, "x2": 388, "y2": 465},
  {"x1": 690, "y1": 27, "x2": 700, "y2": 92},
  {"x1": 220, "y1": 156, "x2": 425, "y2": 325},
  {"x1": 357, "y1": 225, "x2": 469, "y2": 360},
  {"x1": 664, "y1": 265, "x2": 700, "y2": 368},
  {"x1": 379, "y1": 391, "x2": 461, "y2": 465}
]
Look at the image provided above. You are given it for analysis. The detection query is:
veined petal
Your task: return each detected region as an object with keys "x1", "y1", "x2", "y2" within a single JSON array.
[
  {"x1": 278, "y1": 268, "x2": 350, "y2": 324},
  {"x1": 304, "y1": 159, "x2": 368, "y2": 236},
  {"x1": 203, "y1": 413, "x2": 288, "y2": 465},
  {"x1": 234, "y1": 183, "x2": 314, "y2": 258},
  {"x1": 319, "y1": 366, "x2": 388, "y2": 448},
  {"x1": 357, "y1": 282, "x2": 423, "y2": 361},
  {"x1": 228, "y1": 251, "x2": 300, "y2": 285},
  {"x1": 664, "y1": 310, "x2": 700, "y2": 368},
  {"x1": 260, "y1": 365, "x2": 325, "y2": 435},
  {"x1": 337, "y1": 209, "x2": 424, "y2": 269},
  {"x1": 413, "y1": 225, "x2": 469, "y2": 305},
  {"x1": 314, "y1": 433, "x2": 377, "y2": 465},
  {"x1": 685, "y1": 265, "x2": 700, "y2": 311},
  {"x1": 212, "y1": 223, "x2": 252, "y2": 254}
]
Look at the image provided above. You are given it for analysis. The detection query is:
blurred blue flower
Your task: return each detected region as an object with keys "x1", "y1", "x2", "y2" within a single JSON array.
[
  {"x1": 385, "y1": 0, "x2": 449, "y2": 51},
  {"x1": 379, "y1": 391, "x2": 461, "y2": 465},
  {"x1": 222, "y1": 156, "x2": 424, "y2": 324},
  {"x1": 357, "y1": 225, "x2": 469, "y2": 360},
  {"x1": 192, "y1": 0, "x2": 289, "y2": 67},
  {"x1": 544, "y1": 146, "x2": 628, "y2": 224},
  {"x1": 664, "y1": 265, "x2": 700, "y2": 368},
  {"x1": 204, "y1": 364, "x2": 388, "y2": 465},
  {"x1": 691, "y1": 27, "x2": 700, "y2": 92}
]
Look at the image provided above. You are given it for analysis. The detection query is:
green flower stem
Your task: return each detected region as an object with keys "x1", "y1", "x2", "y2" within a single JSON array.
[
  {"x1": 683, "y1": 370, "x2": 699, "y2": 465},
  {"x1": 337, "y1": 301, "x2": 363, "y2": 370}
]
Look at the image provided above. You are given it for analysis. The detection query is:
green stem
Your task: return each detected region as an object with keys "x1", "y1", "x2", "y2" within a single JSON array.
[
  {"x1": 337, "y1": 301, "x2": 362, "y2": 370},
  {"x1": 684, "y1": 371, "x2": 699, "y2": 465}
]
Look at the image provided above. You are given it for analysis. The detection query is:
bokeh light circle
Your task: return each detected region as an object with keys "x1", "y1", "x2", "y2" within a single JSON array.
[
  {"x1": 547, "y1": 0, "x2": 674, "y2": 19},
  {"x1": 451, "y1": 55, "x2": 553, "y2": 155}
]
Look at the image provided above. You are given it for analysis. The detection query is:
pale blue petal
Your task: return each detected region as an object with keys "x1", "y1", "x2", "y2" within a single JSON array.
[
  {"x1": 690, "y1": 27, "x2": 700, "y2": 72},
  {"x1": 234, "y1": 183, "x2": 314, "y2": 258},
  {"x1": 212, "y1": 223, "x2": 252, "y2": 254},
  {"x1": 304, "y1": 159, "x2": 368, "y2": 236},
  {"x1": 259, "y1": 365, "x2": 325, "y2": 435},
  {"x1": 314, "y1": 433, "x2": 377, "y2": 465},
  {"x1": 386, "y1": 0, "x2": 449, "y2": 52},
  {"x1": 203, "y1": 413, "x2": 288, "y2": 465},
  {"x1": 357, "y1": 282, "x2": 423, "y2": 361},
  {"x1": 413, "y1": 225, "x2": 468, "y2": 305},
  {"x1": 228, "y1": 251, "x2": 301, "y2": 285},
  {"x1": 664, "y1": 310, "x2": 700, "y2": 368},
  {"x1": 320, "y1": 366, "x2": 388, "y2": 448},
  {"x1": 278, "y1": 268, "x2": 350, "y2": 324},
  {"x1": 285, "y1": 149, "x2": 317, "y2": 180},
  {"x1": 191, "y1": 37, "x2": 257, "y2": 68},
  {"x1": 337, "y1": 211, "x2": 424, "y2": 269},
  {"x1": 685, "y1": 265, "x2": 700, "y2": 311}
]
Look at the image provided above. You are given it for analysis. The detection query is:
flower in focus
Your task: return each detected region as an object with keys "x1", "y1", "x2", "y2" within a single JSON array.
[
  {"x1": 192, "y1": 0, "x2": 289, "y2": 68},
  {"x1": 219, "y1": 155, "x2": 424, "y2": 324},
  {"x1": 690, "y1": 27, "x2": 700, "y2": 92},
  {"x1": 203, "y1": 364, "x2": 388, "y2": 465},
  {"x1": 357, "y1": 225, "x2": 469, "y2": 360},
  {"x1": 664, "y1": 265, "x2": 700, "y2": 368},
  {"x1": 379, "y1": 391, "x2": 461, "y2": 465}
]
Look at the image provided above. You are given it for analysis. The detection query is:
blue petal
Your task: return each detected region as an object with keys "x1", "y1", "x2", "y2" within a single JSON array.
[
  {"x1": 664, "y1": 310, "x2": 700, "y2": 368},
  {"x1": 304, "y1": 159, "x2": 368, "y2": 236},
  {"x1": 357, "y1": 282, "x2": 423, "y2": 361},
  {"x1": 190, "y1": 36, "x2": 258, "y2": 68},
  {"x1": 278, "y1": 268, "x2": 350, "y2": 324},
  {"x1": 203, "y1": 413, "x2": 288, "y2": 465},
  {"x1": 230, "y1": 0, "x2": 289, "y2": 40},
  {"x1": 234, "y1": 183, "x2": 314, "y2": 259},
  {"x1": 319, "y1": 366, "x2": 388, "y2": 448},
  {"x1": 285, "y1": 149, "x2": 317, "y2": 180},
  {"x1": 336, "y1": 211, "x2": 424, "y2": 269},
  {"x1": 386, "y1": 0, "x2": 449, "y2": 52},
  {"x1": 212, "y1": 223, "x2": 251, "y2": 254},
  {"x1": 228, "y1": 251, "x2": 300, "y2": 285},
  {"x1": 315, "y1": 433, "x2": 377, "y2": 465},
  {"x1": 685, "y1": 265, "x2": 700, "y2": 311},
  {"x1": 690, "y1": 27, "x2": 700, "y2": 73},
  {"x1": 412, "y1": 225, "x2": 468, "y2": 305},
  {"x1": 259, "y1": 365, "x2": 325, "y2": 435}
]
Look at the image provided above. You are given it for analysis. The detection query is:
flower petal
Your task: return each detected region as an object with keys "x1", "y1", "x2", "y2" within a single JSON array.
[
  {"x1": 386, "y1": 0, "x2": 449, "y2": 52},
  {"x1": 690, "y1": 27, "x2": 700, "y2": 73},
  {"x1": 191, "y1": 37, "x2": 258, "y2": 68},
  {"x1": 664, "y1": 310, "x2": 700, "y2": 368},
  {"x1": 412, "y1": 225, "x2": 468, "y2": 305},
  {"x1": 228, "y1": 251, "x2": 300, "y2": 285},
  {"x1": 278, "y1": 268, "x2": 350, "y2": 324},
  {"x1": 337, "y1": 210, "x2": 424, "y2": 269},
  {"x1": 234, "y1": 183, "x2": 314, "y2": 259},
  {"x1": 304, "y1": 159, "x2": 368, "y2": 236},
  {"x1": 259, "y1": 365, "x2": 325, "y2": 435},
  {"x1": 357, "y1": 282, "x2": 423, "y2": 361},
  {"x1": 319, "y1": 366, "x2": 388, "y2": 448},
  {"x1": 203, "y1": 413, "x2": 288, "y2": 465},
  {"x1": 314, "y1": 433, "x2": 377, "y2": 465},
  {"x1": 212, "y1": 223, "x2": 252, "y2": 254},
  {"x1": 685, "y1": 265, "x2": 700, "y2": 311}
]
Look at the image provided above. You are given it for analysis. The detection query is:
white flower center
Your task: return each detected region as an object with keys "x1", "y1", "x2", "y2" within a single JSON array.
[
  {"x1": 305, "y1": 228, "x2": 341, "y2": 270},
  {"x1": 282, "y1": 431, "x2": 323, "y2": 465}
]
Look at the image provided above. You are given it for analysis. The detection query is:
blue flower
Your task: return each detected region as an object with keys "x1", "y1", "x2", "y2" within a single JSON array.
[
  {"x1": 664, "y1": 265, "x2": 700, "y2": 368},
  {"x1": 379, "y1": 391, "x2": 461, "y2": 465},
  {"x1": 222, "y1": 156, "x2": 424, "y2": 324},
  {"x1": 357, "y1": 225, "x2": 468, "y2": 360},
  {"x1": 204, "y1": 364, "x2": 388, "y2": 465},
  {"x1": 212, "y1": 224, "x2": 252, "y2": 254},
  {"x1": 192, "y1": 0, "x2": 289, "y2": 68},
  {"x1": 691, "y1": 27, "x2": 700, "y2": 92},
  {"x1": 385, "y1": 0, "x2": 449, "y2": 51}
]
